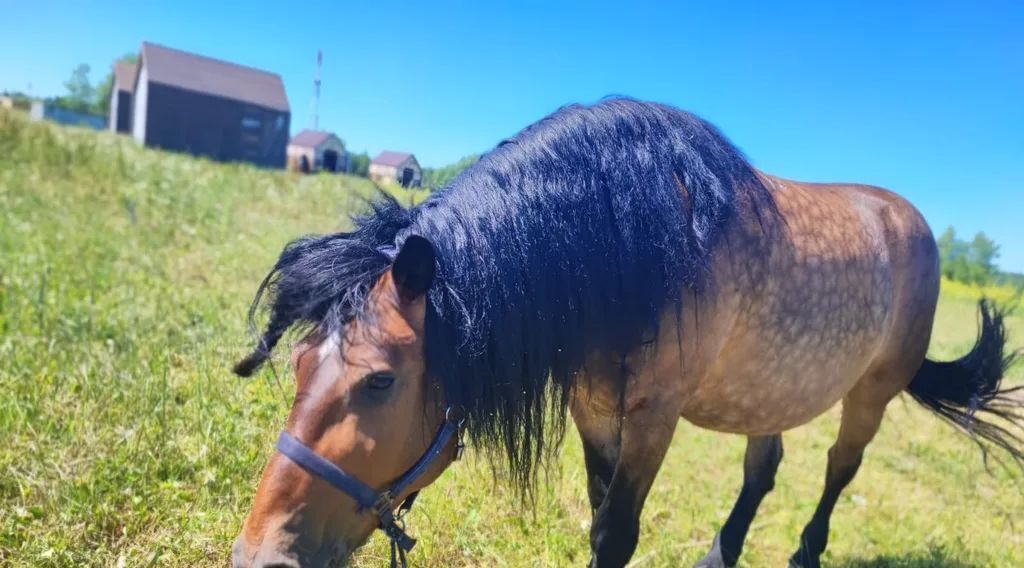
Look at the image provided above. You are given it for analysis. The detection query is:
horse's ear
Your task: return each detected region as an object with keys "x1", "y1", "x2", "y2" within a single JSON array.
[{"x1": 392, "y1": 235, "x2": 436, "y2": 302}]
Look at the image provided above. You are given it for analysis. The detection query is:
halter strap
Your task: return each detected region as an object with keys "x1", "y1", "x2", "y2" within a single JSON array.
[{"x1": 275, "y1": 406, "x2": 465, "y2": 567}]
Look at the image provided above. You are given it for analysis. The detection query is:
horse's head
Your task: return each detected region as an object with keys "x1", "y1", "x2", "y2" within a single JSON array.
[{"x1": 232, "y1": 236, "x2": 459, "y2": 568}]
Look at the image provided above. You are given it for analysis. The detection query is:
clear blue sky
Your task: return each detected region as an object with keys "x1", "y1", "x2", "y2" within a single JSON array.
[{"x1": 2, "y1": 1, "x2": 1022, "y2": 271}]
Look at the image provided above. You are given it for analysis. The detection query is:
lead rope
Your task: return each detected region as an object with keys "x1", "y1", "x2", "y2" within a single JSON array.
[
  {"x1": 390, "y1": 539, "x2": 408, "y2": 568},
  {"x1": 384, "y1": 417, "x2": 465, "y2": 567}
]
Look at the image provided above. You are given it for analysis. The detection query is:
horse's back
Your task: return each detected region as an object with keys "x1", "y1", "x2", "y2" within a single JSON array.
[{"x1": 676, "y1": 176, "x2": 940, "y2": 434}]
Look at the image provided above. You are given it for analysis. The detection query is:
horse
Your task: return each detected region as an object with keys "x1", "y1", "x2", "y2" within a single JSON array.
[{"x1": 229, "y1": 99, "x2": 1022, "y2": 568}]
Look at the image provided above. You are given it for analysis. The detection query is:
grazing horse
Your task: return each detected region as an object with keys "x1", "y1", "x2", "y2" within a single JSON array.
[{"x1": 230, "y1": 99, "x2": 1021, "y2": 568}]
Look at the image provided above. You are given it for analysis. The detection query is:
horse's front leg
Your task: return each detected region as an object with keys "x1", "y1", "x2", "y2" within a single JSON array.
[{"x1": 571, "y1": 376, "x2": 680, "y2": 568}]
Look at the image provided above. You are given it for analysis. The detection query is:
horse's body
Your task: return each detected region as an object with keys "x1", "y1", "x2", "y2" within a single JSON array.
[
  {"x1": 649, "y1": 175, "x2": 936, "y2": 436},
  {"x1": 231, "y1": 100, "x2": 1020, "y2": 568},
  {"x1": 571, "y1": 174, "x2": 948, "y2": 567}
]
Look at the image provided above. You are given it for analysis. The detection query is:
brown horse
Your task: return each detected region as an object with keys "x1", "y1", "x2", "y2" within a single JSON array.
[{"x1": 230, "y1": 99, "x2": 1021, "y2": 568}]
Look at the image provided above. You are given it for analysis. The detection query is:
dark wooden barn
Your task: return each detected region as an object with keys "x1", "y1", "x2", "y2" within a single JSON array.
[
  {"x1": 131, "y1": 42, "x2": 290, "y2": 168},
  {"x1": 108, "y1": 60, "x2": 138, "y2": 134}
]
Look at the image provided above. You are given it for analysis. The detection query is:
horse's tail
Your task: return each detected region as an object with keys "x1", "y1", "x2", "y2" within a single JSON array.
[{"x1": 907, "y1": 300, "x2": 1023, "y2": 470}]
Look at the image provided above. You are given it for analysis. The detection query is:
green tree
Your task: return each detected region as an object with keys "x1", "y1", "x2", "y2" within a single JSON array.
[
  {"x1": 968, "y1": 232, "x2": 999, "y2": 284},
  {"x1": 54, "y1": 64, "x2": 96, "y2": 113},
  {"x1": 936, "y1": 226, "x2": 956, "y2": 270},
  {"x1": 347, "y1": 151, "x2": 370, "y2": 177},
  {"x1": 421, "y1": 154, "x2": 479, "y2": 189},
  {"x1": 937, "y1": 226, "x2": 1003, "y2": 285}
]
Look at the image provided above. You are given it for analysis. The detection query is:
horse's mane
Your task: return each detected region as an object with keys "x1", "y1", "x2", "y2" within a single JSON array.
[{"x1": 235, "y1": 98, "x2": 776, "y2": 490}]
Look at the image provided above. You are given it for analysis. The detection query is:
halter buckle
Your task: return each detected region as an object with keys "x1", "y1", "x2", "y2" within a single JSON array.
[
  {"x1": 446, "y1": 405, "x2": 468, "y2": 461},
  {"x1": 372, "y1": 492, "x2": 396, "y2": 521}
]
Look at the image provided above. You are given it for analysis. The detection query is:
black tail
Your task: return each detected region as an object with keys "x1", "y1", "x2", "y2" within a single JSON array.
[{"x1": 907, "y1": 300, "x2": 1023, "y2": 471}]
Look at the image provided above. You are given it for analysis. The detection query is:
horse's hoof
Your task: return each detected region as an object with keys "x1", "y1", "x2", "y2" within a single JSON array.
[
  {"x1": 788, "y1": 556, "x2": 820, "y2": 568},
  {"x1": 693, "y1": 533, "x2": 730, "y2": 568}
]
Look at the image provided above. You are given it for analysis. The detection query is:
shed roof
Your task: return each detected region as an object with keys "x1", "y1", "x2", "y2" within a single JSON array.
[
  {"x1": 372, "y1": 151, "x2": 416, "y2": 167},
  {"x1": 289, "y1": 129, "x2": 341, "y2": 149},
  {"x1": 113, "y1": 61, "x2": 139, "y2": 93},
  {"x1": 139, "y1": 42, "x2": 289, "y2": 112}
]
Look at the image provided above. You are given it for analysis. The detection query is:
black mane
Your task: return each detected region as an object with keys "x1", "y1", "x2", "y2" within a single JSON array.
[{"x1": 236, "y1": 98, "x2": 776, "y2": 489}]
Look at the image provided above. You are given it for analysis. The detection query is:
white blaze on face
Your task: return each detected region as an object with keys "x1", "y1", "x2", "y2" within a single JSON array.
[{"x1": 318, "y1": 331, "x2": 342, "y2": 365}]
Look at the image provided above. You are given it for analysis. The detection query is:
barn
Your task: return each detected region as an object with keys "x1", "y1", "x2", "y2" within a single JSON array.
[
  {"x1": 369, "y1": 151, "x2": 421, "y2": 187},
  {"x1": 108, "y1": 60, "x2": 138, "y2": 134},
  {"x1": 287, "y1": 130, "x2": 347, "y2": 173},
  {"x1": 131, "y1": 42, "x2": 290, "y2": 168}
]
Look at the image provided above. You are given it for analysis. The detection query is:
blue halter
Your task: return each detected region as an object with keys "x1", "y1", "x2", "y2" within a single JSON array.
[{"x1": 275, "y1": 406, "x2": 466, "y2": 567}]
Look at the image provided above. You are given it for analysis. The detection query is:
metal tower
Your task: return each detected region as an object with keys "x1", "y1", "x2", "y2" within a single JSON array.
[{"x1": 313, "y1": 50, "x2": 322, "y2": 130}]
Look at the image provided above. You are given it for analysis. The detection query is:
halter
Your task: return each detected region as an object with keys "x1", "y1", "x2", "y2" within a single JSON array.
[{"x1": 275, "y1": 406, "x2": 466, "y2": 568}]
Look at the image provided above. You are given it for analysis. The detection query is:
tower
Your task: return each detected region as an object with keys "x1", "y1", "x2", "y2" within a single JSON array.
[{"x1": 313, "y1": 50, "x2": 322, "y2": 130}]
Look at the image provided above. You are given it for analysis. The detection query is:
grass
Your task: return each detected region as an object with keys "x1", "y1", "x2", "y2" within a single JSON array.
[{"x1": 0, "y1": 110, "x2": 1020, "y2": 567}]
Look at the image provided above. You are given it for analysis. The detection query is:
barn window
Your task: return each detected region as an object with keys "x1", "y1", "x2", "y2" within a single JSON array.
[{"x1": 242, "y1": 117, "x2": 262, "y2": 129}]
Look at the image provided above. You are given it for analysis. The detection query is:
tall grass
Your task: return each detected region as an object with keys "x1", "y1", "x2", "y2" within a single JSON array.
[{"x1": 0, "y1": 110, "x2": 1020, "y2": 567}]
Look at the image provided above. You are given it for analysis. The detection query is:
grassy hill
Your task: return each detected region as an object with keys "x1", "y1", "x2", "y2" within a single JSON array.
[{"x1": 0, "y1": 110, "x2": 1021, "y2": 567}]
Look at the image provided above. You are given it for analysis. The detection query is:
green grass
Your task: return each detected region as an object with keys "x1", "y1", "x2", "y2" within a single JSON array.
[{"x1": 1, "y1": 110, "x2": 1021, "y2": 567}]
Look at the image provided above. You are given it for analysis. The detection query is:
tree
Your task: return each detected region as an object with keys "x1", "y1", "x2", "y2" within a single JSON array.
[
  {"x1": 55, "y1": 64, "x2": 96, "y2": 113},
  {"x1": 421, "y1": 154, "x2": 479, "y2": 189},
  {"x1": 937, "y1": 226, "x2": 1003, "y2": 285},
  {"x1": 968, "y1": 232, "x2": 999, "y2": 284},
  {"x1": 347, "y1": 151, "x2": 370, "y2": 177},
  {"x1": 936, "y1": 226, "x2": 956, "y2": 268}
]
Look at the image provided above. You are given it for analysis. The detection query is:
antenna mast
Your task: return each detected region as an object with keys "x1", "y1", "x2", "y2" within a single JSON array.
[{"x1": 313, "y1": 50, "x2": 322, "y2": 130}]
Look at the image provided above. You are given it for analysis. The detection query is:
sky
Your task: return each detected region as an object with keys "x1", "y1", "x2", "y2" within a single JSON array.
[{"x1": 2, "y1": 1, "x2": 1022, "y2": 271}]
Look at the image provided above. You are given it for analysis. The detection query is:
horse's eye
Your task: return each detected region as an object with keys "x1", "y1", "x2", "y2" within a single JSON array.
[{"x1": 365, "y1": 372, "x2": 396, "y2": 390}]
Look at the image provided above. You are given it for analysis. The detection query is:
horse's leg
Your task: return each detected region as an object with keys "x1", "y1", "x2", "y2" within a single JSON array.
[
  {"x1": 572, "y1": 384, "x2": 679, "y2": 568},
  {"x1": 695, "y1": 434, "x2": 784, "y2": 568},
  {"x1": 789, "y1": 384, "x2": 889, "y2": 568}
]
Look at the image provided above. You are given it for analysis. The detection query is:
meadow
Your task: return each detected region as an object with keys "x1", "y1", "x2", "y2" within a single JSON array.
[{"x1": 0, "y1": 111, "x2": 1020, "y2": 567}]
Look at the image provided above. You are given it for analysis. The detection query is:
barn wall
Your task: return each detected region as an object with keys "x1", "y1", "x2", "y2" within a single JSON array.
[
  {"x1": 286, "y1": 146, "x2": 316, "y2": 172},
  {"x1": 132, "y1": 66, "x2": 149, "y2": 144},
  {"x1": 316, "y1": 137, "x2": 346, "y2": 172},
  {"x1": 143, "y1": 84, "x2": 289, "y2": 168},
  {"x1": 111, "y1": 91, "x2": 133, "y2": 134},
  {"x1": 368, "y1": 163, "x2": 398, "y2": 183},
  {"x1": 370, "y1": 158, "x2": 421, "y2": 187},
  {"x1": 401, "y1": 158, "x2": 422, "y2": 186},
  {"x1": 109, "y1": 88, "x2": 118, "y2": 132}
]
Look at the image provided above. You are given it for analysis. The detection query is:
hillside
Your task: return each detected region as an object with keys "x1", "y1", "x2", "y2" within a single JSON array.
[{"x1": 0, "y1": 110, "x2": 1020, "y2": 567}]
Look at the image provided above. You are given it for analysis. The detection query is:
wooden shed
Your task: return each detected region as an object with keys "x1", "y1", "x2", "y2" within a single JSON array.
[
  {"x1": 287, "y1": 130, "x2": 347, "y2": 173},
  {"x1": 108, "y1": 60, "x2": 138, "y2": 134},
  {"x1": 131, "y1": 42, "x2": 290, "y2": 168},
  {"x1": 369, "y1": 151, "x2": 421, "y2": 187}
]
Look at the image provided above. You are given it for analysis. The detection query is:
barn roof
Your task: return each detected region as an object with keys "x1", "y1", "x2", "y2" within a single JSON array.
[
  {"x1": 289, "y1": 129, "x2": 340, "y2": 149},
  {"x1": 113, "y1": 61, "x2": 139, "y2": 93},
  {"x1": 139, "y1": 42, "x2": 290, "y2": 112},
  {"x1": 372, "y1": 151, "x2": 416, "y2": 167}
]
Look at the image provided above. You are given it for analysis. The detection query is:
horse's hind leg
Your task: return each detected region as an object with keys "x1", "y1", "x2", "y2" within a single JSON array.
[
  {"x1": 696, "y1": 434, "x2": 784, "y2": 568},
  {"x1": 789, "y1": 381, "x2": 891, "y2": 568}
]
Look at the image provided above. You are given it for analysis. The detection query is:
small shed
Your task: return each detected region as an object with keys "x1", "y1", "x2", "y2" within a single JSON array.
[
  {"x1": 369, "y1": 151, "x2": 421, "y2": 187},
  {"x1": 287, "y1": 130, "x2": 347, "y2": 173},
  {"x1": 131, "y1": 42, "x2": 290, "y2": 168},
  {"x1": 109, "y1": 60, "x2": 138, "y2": 134}
]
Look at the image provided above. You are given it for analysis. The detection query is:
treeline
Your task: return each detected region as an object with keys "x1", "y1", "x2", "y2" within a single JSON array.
[
  {"x1": 937, "y1": 226, "x2": 1020, "y2": 289},
  {"x1": 422, "y1": 154, "x2": 479, "y2": 189},
  {"x1": 22, "y1": 57, "x2": 138, "y2": 117}
]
